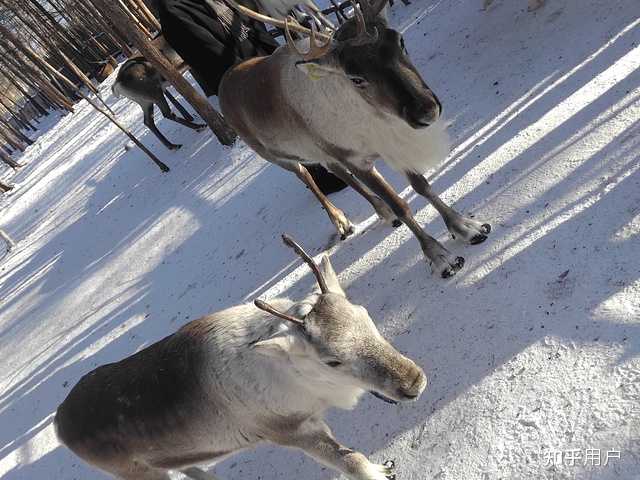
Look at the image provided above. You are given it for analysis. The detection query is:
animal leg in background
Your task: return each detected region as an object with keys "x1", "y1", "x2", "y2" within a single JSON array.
[
  {"x1": 142, "y1": 104, "x2": 182, "y2": 150},
  {"x1": 327, "y1": 162, "x2": 399, "y2": 226},
  {"x1": 276, "y1": 160, "x2": 355, "y2": 239},
  {"x1": 155, "y1": 94, "x2": 206, "y2": 131},
  {"x1": 164, "y1": 89, "x2": 195, "y2": 121},
  {"x1": 351, "y1": 165, "x2": 464, "y2": 278},
  {"x1": 406, "y1": 172, "x2": 491, "y2": 244}
]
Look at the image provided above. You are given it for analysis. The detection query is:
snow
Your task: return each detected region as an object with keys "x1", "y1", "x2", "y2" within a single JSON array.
[{"x1": 1, "y1": 0, "x2": 639, "y2": 479}]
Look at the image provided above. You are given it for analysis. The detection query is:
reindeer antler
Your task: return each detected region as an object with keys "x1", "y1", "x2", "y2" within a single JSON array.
[
  {"x1": 285, "y1": 18, "x2": 334, "y2": 61},
  {"x1": 357, "y1": 0, "x2": 388, "y2": 19},
  {"x1": 281, "y1": 234, "x2": 330, "y2": 294},
  {"x1": 254, "y1": 233, "x2": 331, "y2": 325},
  {"x1": 254, "y1": 299, "x2": 305, "y2": 325},
  {"x1": 219, "y1": 0, "x2": 331, "y2": 40},
  {"x1": 346, "y1": 2, "x2": 379, "y2": 46}
]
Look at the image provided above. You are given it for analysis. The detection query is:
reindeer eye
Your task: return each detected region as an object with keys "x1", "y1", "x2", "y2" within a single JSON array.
[
  {"x1": 349, "y1": 76, "x2": 368, "y2": 88},
  {"x1": 326, "y1": 360, "x2": 342, "y2": 368}
]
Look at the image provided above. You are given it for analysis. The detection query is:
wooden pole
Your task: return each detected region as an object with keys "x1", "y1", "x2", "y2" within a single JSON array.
[
  {"x1": 0, "y1": 43, "x2": 75, "y2": 111},
  {"x1": 59, "y1": 51, "x2": 99, "y2": 95},
  {"x1": 129, "y1": 0, "x2": 161, "y2": 31},
  {"x1": 0, "y1": 116, "x2": 33, "y2": 145},
  {"x1": 2, "y1": 73, "x2": 49, "y2": 116},
  {"x1": 43, "y1": 89, "x2": 164, "y2": 173},
  {"x1": 115, "y1": 0, "x2": 153, "y2": 39},
  {"x1": 0, "y1": 126, "x2": 27, "y2": 151},
  {"x1": 90, "y1": 0, "x2": 237, "y2": 146},
  {"x1": 0, "y1": 27, "x2": 81, "y2": 107},
  {"x1": 1, "y1": 142, "x2": 13, "y2": 155},
  {"x1": 74, "y1": 0, "x2": 134, "y2": 56},
  {"x1": 0, "y1": 149, "x2": 22, "y2": 169},
  {"x1": 0, "y1": 96, "x2": 37, "y2": 131},
  {"x1": 0, "y1": 28, "x2": 170, "y2": 171},
  {"x1": 33, "y1": 68, "x2": 170, "y2": 171}
]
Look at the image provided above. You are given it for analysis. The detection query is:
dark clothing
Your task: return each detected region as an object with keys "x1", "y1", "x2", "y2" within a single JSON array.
[
  {"x1": 156, "y1": 0, "x2": 347, "y2": 194},
  {"x1": 306, "y1": 164, "x2": 348, "y2": 195},
  {"x1": 157, "y1": 0, "x2": 278, "y2": 96}
]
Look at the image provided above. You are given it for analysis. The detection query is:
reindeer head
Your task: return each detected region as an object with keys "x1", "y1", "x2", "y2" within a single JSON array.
[
  {"x1": 254, "y1": 235, "x2": 427, "y2": 408},
  {"x1": 286, "y1": 0, "x2": 442, "y2": 129}
]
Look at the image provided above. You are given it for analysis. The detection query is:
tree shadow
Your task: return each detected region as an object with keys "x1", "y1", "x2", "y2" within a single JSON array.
[{"x1": 1, "y1": 0, "x2": 639, "y2": 479}]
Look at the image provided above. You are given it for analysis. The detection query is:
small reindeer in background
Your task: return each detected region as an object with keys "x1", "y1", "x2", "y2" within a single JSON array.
[
  {"x1": 112, "y1": 57, "x2": 206, "y2": 150},
  {"x1": 55, "y1": 234, "x2": 426, "y2": 480}
]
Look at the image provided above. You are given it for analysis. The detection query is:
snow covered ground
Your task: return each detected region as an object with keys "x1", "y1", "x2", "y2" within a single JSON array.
[{"x1": 1, "y1": 0, "x2": 639, "y2": 479}]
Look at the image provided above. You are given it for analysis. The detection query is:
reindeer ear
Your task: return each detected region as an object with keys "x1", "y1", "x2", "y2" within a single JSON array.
[
  {"x1": 253, "y1": 336, "x2": 292, "y2": 358},
  {"x1": 318, "y1": 255, "x2": 346, "y2": 296},
  {"x1": 253, "y1": 331, "x2": 307, "y2": 359}
]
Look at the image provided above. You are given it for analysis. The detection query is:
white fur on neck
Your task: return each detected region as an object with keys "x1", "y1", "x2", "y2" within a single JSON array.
[{"x1": 283, "y1": 54, "x2": 451, "y2": 174}]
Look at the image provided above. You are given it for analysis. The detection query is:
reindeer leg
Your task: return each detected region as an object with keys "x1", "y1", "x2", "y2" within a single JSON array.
[
  {"x1": 352, "y1": 166, "x2": 464, "y2": 278},
  {"x1": 164, "y1": 90, "x2": 194, "y2": 121},
  {"x1": 276, "y1": 161, "x2": 354, "y2": 240},
  {"x1": 142, "y1": 104, "x2": 182, "y2": 150},
  {"x1": 406, "y1": 172, "x2": 491, "y2": 245},
  {"x1": 327, "y1": 163, "x2": 399, "y2": 227},
  {"x1": 277, "y1": 418, "x2": 395, "y2": 480},
  {"x1": 157, "y1": 95, "x2": 206, "y2": 131}
]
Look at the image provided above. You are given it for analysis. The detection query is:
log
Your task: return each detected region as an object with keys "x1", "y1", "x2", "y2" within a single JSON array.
[{"x1": 92, "y1": 0, "x2": 237, "y2": 147}]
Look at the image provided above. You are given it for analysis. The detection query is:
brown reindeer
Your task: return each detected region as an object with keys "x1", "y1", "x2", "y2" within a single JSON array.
[
  {"x1": 219, "y1": 0, "x2": 491, "y2": 278},
  {"x1": 112, "y1": 57, "x2": 206, "y2": 150}
]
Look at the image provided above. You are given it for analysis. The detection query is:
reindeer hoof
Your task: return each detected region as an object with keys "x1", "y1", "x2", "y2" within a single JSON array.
[
  {"x1": 392, "y1": 219, "x2": 402, "y2": 228},
  {"x1": 383, "y1": 460, "x2": 396, "y2": 479},
  {"x1": 195, "y1": 124, "x2": 207, "y2": 132},
  {"x1": 169, "y1": 144, "x2": 182, "y2": 151},
  {"x1": 469, "y1": 224, "x2": 491, "y2": 245},
  {"x1": 340, "y1": 224, "x2": 356, "y2": 240},
  {"x1": 431, "y1": 255, "x2": 465, "y2": 278},
  {"x1": 448, "y1": 216, "x2": 492, "y2": 245},
  {"x1": 442, "y1": 257, "x2": 465, "y2": 278}
]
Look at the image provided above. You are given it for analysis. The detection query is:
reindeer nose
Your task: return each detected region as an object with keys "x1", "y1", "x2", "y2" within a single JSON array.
[{"x1": 404, "y1": 93, "x2": 441, "y2": 129}]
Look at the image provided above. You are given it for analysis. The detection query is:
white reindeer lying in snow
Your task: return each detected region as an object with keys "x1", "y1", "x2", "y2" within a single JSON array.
[{"x1": 55, "y1": 234, "x2": 427, "y2": 480}]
